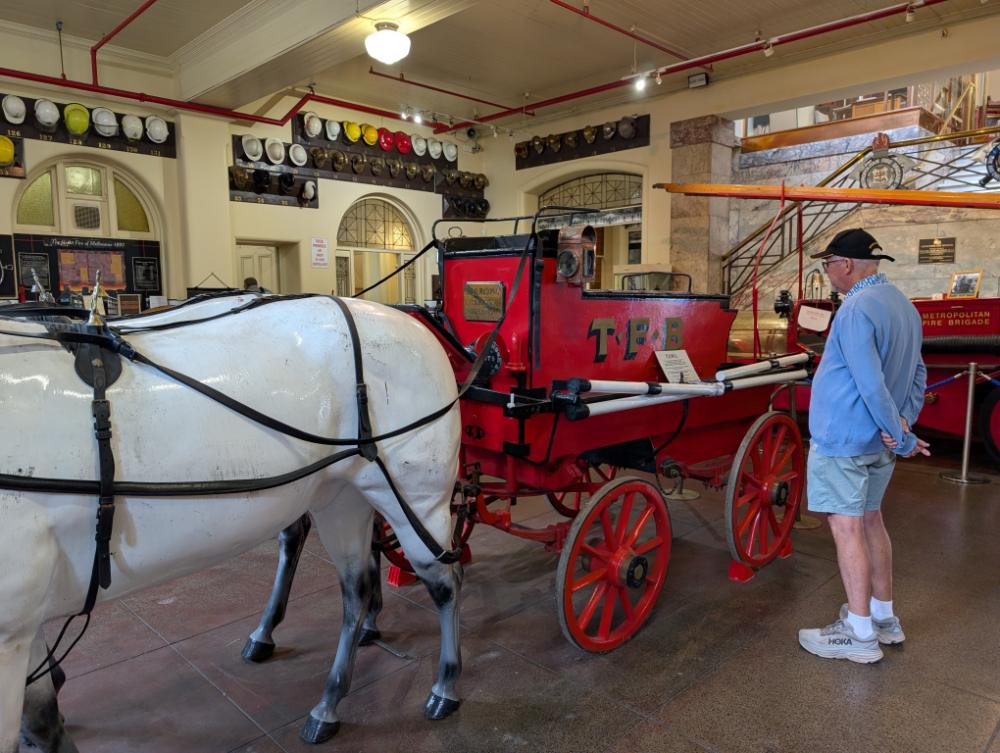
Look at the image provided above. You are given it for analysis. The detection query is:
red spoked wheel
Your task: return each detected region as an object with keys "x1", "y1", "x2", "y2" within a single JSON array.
[
  {"x1": 375, "y1": 511, "x2": 474, "y2": 573},
  {"x1": 979, "y1": 387, "x2": 1000, "y2": 467},
  {"x1": 556, "y1": 477, "x2": 671, "y2": 652},
  {"x1": 725, "y1": 412, "x2": 804, "y2": 569},
  {"x1": 546, "y1": 463, "x2": 619, "y2": 517}
]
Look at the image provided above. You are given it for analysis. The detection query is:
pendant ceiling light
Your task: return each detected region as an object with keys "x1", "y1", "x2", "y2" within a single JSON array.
[{"x1": 365, "y1": 21, "x2": 410, "y2": 65}]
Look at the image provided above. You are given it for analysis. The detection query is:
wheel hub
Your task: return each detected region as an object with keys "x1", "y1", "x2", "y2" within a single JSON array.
[
  {"x1": 617, "y1": 553, "x2": 649, "y2": 589},
  {"x1": 770, "y1": 479, "x2": 790, "y2": 508}
]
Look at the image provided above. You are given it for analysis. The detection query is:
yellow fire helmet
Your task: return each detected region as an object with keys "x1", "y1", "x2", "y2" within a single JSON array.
[
  {"x1": 64, "y1": 103, "x2": 90, "y2": 136},
  {"x1": 0, "y1": 135, "x2": 15, "y2": 167},
  {"x1": 362, "y1": 123, "x2": 379, "y2": 146},
  {"x1": 343, "y1": 121, "x2": 361, "y2": 143}
]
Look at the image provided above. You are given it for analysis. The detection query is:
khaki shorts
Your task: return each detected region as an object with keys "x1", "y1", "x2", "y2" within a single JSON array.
[{"x1": 806, "y1": 448, "x2": 896, "y2": 517}]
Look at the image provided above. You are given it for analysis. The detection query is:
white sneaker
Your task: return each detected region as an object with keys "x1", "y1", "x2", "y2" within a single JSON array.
[
  {"x1": 839, "y1": 604, "x2": 905, "y2": 645},
  {"x1": 799, "y1": 619, "x2": 883, "y2": 664}
]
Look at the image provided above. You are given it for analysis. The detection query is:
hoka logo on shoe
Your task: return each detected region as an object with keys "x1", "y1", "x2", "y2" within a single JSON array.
[{"x1": 828, "y1": 638, "x2": 853, "y2": 645}]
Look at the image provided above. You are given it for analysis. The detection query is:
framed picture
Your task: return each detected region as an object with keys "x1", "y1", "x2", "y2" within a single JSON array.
[{"x1": 947, "y1": 270, "x2": 982, "y2": 299}]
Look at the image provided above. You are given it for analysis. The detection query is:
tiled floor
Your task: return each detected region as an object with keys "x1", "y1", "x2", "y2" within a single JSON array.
[{"x1": 29, "y1": 442, "x2": 1000, "y2": 753}]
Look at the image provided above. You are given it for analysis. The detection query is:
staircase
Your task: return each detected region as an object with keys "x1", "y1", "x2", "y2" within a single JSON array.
[{"x1": 723, "y1": 123, "x2": 1000, "y2": 309}]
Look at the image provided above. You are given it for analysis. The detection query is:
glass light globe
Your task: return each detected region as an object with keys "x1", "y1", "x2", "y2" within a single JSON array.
[{"x1": 365, "y1": 22, "x2": 410, "y2": 65}]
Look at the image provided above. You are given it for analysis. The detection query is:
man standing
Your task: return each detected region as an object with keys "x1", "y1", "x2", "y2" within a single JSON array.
[{"x1": 798, "y1": 228, "x2": 929, "y2": 664}]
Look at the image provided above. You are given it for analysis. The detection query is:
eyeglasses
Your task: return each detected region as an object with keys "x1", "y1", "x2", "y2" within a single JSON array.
[{"x1": 821, "y1": 258, "x2": 849, "y2": 271}]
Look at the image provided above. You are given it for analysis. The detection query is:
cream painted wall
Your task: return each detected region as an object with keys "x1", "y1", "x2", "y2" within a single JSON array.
[{"x1": 2, "y1": 12, "x2": 1000, "y2": 299}]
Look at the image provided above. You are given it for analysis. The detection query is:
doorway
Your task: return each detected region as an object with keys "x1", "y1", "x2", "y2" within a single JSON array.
[{"x1": 237, "y1": 245, "x2": 279, "y2": 292}]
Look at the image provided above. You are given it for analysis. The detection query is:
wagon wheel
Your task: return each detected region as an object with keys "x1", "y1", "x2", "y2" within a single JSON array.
[
  {"x1": 556, "y1": 477, "x2": 672, "y2": 652},
  {"x1": 725, "y1": 412, "x2": 804, "y2": 569},
  {"x1": 546, "y1": 464, "x2": 619, "y2": 517},
  {"x1": 375, "y1": 511, "x2": 475, "y2": 574},
  {"x1": 979, "y1": 387, "x2": 1000, "y2": 467}
]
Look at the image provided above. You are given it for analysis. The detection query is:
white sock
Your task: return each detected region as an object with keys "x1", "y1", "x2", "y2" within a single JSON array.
[
  {"x1": 846, "y1": 610, "x2": 874, "y2": 639},
  {"x1": 871, "y1": 597, "x2": 894, "y2": 621}
]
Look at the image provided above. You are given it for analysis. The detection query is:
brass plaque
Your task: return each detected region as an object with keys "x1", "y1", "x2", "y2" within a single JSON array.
[{"x1": 463, "y1": 281, "x2": 505, "y2": 322}]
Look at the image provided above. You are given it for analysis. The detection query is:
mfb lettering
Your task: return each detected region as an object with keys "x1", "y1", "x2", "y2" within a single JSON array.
[{"x1": 587, "y1": 317, "x2": 684, "y2": 363}]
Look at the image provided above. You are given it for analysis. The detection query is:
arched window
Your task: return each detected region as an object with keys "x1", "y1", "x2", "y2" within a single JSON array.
[
  {"x1": 15, "y1": 160, "x2": 156, "y2": 239},
  {"x1": 337, "y1": 198, "x2": 414, "y2": 251},
  {"x1": 337, "y1": 198, "x2": 418, "y2": 304},
  {"x1": 538, "y1": 173, "x2": 642, "y2": 210}
]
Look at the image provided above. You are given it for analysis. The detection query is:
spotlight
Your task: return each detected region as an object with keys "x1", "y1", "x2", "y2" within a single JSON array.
[
  {"x1": 401, "y1": 107, "x2": 407, "y2": 119},
  {"x1": 656, "y1": 71, "x2": 662, "y2": 85},
  {"x1": 905, "y1": 4, "x2": 916, "y2": 21},
  {"x1": 762, "y1": 41, "x2": 774, "y2": 57},
  {"x1": 635, "y1": 76, "x2": 646, "y2": 91},
  {"x1": 493, "y1": 127, "x2": 498, "y2": 138},
  {"x1": 414, "y1": 112, "x2": 422, "y2": 124}
]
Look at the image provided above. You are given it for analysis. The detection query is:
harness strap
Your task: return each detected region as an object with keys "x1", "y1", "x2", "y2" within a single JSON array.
[
  {"x1": 87, "y1": 343, "x2": 115, "y2": 611},
  {"x1": 329, "y1": 297, "x2": 378, "y2": 462}
]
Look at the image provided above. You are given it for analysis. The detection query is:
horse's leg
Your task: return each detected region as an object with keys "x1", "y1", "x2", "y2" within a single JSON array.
[
  {"x1": 242, "y1": 513, "x2": 312, "y2": 662},
  {"x1": 412, "y1": 559, "x2": 464, "y2": 720},
  {"x1": 358, "y1": 544, "x2": 382, "y2": 646},
  {"x1": 19, "y1": 629, "x2": 77, "y2": 753},
  {"x1": 300, "y1": 498, "x2": 375, "y2": 744}
]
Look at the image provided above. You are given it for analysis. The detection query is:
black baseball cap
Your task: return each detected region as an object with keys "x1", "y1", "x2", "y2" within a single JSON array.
[{"x1": 810, "y1": 228, "x2": 895, "y2": 262}]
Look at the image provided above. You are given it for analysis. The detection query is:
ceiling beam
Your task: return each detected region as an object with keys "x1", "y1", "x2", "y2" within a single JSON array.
[{"x1": 177, "y1": 0, "x2": 482, "y2": 110}]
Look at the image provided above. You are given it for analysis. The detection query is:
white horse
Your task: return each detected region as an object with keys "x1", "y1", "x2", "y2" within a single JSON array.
[{"x1": 1, "y1": 294, "x2": 463, "y2": 752}]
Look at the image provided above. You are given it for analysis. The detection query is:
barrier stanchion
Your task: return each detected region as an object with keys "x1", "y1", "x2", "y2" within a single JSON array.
[{"x1": 941, "y1": 362, "x2": 991, "y2": 485}]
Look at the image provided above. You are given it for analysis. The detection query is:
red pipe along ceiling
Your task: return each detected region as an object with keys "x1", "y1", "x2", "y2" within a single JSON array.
[
  {"x1": 91, "y1": 0, "x2": 163, "y2": 85},
  {"x1": 368, "y1": 67, "x2": 533, "y2": 115},
  {"x1": 435, "y1": 0, "x2": 956, "y2": 134}
]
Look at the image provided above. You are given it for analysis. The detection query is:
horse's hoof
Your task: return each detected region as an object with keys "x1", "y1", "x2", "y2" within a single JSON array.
[
  {"x1": 358, "y1": 627, "x2": 382, "y2": 646},
  {"x1": 241, "y1": 637, "x2": 275, "y2": 663},
  {"x1": 422, "y1": 692, "x2": 460, "y2": 720},
  {"x1": 299, "y1": 716, "x2": 340, "y2": 744}
]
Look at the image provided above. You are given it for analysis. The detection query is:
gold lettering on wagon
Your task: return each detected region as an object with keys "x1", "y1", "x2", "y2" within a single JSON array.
[
  {"x1": 589, "y1": 316, "x2": 685, "y2": 362},
  {"x1": 463, "y1": 281, "x2": 505, "y2": 322}
]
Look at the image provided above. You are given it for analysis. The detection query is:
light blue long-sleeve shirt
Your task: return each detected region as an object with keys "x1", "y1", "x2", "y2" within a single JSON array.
[{"x1": 809, "y1": 273, "x2": 927, "y2": 457}]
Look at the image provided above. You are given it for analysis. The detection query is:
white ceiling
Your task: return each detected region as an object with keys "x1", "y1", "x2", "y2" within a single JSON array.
[
  {"x1": 0, "y1": 0, "x2": 996, "y2": 117},
  {"x1": 0, "y1": 0, "x2": 256, "y2": 58},
  {"x1": 306, "y1": 0, "x2": 997, "y2": 128}
]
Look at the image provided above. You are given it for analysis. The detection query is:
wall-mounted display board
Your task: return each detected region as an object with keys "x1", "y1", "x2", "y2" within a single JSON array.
[
  {"x1": 12, "y1": 234, "x2": 162, "y2": 299},
  {"x1": 231, "y1": 135, "x2": 485, "y2": 199},
  {"x1": 0, "y1": 93, "x2": 176, "y2": 159},
  {"x1": 919, "y1": 237, "x2": 956, "y2": 264},
  {"x1": 0, "y1": 136, "x2": 25, "y2": 179},
  {"x1": 0, "y1": 235, "x2": 15, "y2": 297},
  {"x1": 228, "y1": 163, "x2": 321, "y2": 208},
  {"x1": 515, "y1": 114, "x2": 650, "y2": 170}
]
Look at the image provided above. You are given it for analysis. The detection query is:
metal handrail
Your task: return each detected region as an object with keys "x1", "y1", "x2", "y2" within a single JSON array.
[{"x1": 721, "y1": 121, "x2": 1000, "y2": 270}]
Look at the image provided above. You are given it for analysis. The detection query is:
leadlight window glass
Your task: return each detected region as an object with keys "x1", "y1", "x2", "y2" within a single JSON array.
[
  {"x1": 337, "y1": 199, "x2": 414, "y2": 251},
  {"x1": 114, "y1": 178, "x2": 150, "y2": 232},
  {"x1": 538, "y1": 173, "x2": 642, "y2": 210},
  {"x1": 16, "y1": 172, "x2": 54, "y2": 226},
  {"x1": 65, "y1": 166, "x2": 102, "y2": 196}
]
